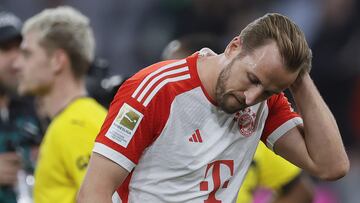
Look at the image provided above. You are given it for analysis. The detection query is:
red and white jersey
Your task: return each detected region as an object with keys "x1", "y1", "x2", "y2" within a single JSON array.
[{"x1": 94, "y1": 53, "x2": 302, "y2": 203}]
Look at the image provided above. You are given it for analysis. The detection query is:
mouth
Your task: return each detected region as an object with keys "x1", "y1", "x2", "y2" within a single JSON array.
[
  {"x1": 231, "y1": 93, "x2": 245, "y2": 106},
  {"x1": 221, "y1": 93, "x2": 246, "y2": 111},
  {"x1": 234, "y1": 96, "x2": 249, "y2": 111}
]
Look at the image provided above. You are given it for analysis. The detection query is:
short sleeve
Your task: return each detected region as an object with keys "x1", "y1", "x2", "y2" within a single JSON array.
[
  {"x1": 94, "y1": 74, "x2": 169, "y2": 172},
  {"x1": 94, "y1": 59, "x2": 194, "y2": 172},
  {"x1": 261, "y1": 93, "x2": 303, "y2": 150}
]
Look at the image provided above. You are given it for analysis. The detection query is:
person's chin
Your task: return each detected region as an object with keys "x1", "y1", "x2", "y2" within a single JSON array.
[
  {"x1": 220, "y1": 103, "x2": 246, "y2": 114},
  {"x1": 222, "y1": 108, "x2": 238, "y2": 114},
  {"x1": 220, "y1": 97, "x2": 246, "y2": 113},
  {"x1": 18, "y1": 87, "x2": 32, "y2": 97}
]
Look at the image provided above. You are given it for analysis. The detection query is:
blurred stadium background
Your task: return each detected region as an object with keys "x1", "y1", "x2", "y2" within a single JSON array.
[{"x1": 2, "y1": 0, "x2": 359, "y2": 202}]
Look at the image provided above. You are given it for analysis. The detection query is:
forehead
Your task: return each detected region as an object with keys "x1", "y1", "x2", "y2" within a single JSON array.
[
  {"x1": 242, "y1": 42, "x2": 298, "y2": 90},
  {"x1": 20, "y1": 31, "x2": 43, "y2": 51}
]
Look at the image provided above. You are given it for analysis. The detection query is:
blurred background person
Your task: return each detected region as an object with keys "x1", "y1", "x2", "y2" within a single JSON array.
[
  {"x1": 238, "y1": 143, "x2": 314, "y2": 203},
  {"x1": 0, "y1": 9, "x2": 43, "y2": 203},
  {"x1": 162, "y1": 33, "x2": 314, "y2": 203},
  {"x1": 14, "y1": 6, "x2": 107, "y2": 203}
]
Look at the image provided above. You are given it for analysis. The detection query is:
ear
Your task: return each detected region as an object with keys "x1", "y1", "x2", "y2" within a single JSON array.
[
  {"x1": 224, "y1": 36, "x2": 242, "y2": 58},
  {"x1": 50, "y1": 49, "x2": 69, "y2": 75}
]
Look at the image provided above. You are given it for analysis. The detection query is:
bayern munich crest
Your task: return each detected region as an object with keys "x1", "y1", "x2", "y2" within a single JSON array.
[{"x1": 234, "y1": 108, "x2": 256, "y2": 137}]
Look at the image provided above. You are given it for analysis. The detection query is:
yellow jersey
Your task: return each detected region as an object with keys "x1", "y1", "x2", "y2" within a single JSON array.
[
  {"x1": 237, "y1": 142, "x2": 301, "y2": 203},
  {"x1": 34, "y1": 97, "x2": 107, "y2": 203}
]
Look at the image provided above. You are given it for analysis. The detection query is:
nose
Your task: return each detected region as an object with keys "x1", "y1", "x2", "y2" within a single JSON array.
[
  {"x1": 12, "y1": 53, "x2": 22, "y2": 72},
  {"x1": 6, "y1": 49, "x2": 20, "y2": 73},
  {"x1": 244, "y1": 86, "x2": 263, "y2": 106}
]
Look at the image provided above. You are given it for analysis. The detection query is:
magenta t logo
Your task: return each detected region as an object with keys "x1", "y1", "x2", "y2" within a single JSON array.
[{"x1": 200, "y1": 160, "x2": 234, "y2": 203}]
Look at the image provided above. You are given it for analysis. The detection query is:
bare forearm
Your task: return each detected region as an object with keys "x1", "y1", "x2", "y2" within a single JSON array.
[
  {"x1": 77, "y1": 153, "x2": 129, "y2": 203},
  {"x1": 77, "y1": 192, "x2": 113, "y2": 203},
  {"x1": 77, "y1": 171, "x2": 116, "y2": 203},
  {"x1": 290, "y1": 74, "x2": 349, "y2": 180}
]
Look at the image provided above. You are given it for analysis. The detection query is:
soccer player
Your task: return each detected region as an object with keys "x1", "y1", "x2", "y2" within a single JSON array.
[
  {"x1": 162, "y1": 33, "x2": 314, "y2": 203},
  {"x1": 78, "y1": 13, "x2": 349, "y2": 203},
  {"x1": 14, "y1": 6, "x2": 107, "y2": 203}
]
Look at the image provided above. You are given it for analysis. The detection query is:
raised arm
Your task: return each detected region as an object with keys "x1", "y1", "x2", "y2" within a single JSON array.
[
  {"x1": 77, "y1": 152, "x2": 129, "y2": 203},
  {"x1": 274, "y1": 73, "x2": 349, "y2": 180}
]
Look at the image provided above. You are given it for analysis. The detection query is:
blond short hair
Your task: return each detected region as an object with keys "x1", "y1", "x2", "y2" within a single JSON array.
[
  {"x1": 23, "y1": 6, "x2": 95, "y2": 78},
  {"x1": 240, "y1": 13, "x2": 312, "y2": 75}
]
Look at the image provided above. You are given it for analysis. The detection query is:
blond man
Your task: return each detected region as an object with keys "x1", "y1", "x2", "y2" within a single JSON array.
[{"x1": 15, "y1": 6, "x2": 107, "y2": 203}]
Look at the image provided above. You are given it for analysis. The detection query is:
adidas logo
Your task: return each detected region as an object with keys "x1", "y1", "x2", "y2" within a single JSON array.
[{"x1": 189, "y1": 129, "x2": 202, "y2": 143}]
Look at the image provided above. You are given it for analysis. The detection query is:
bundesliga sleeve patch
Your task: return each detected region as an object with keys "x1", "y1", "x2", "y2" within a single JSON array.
[{"x1": 105, "y1": 103, "x2": 143, "y2": 148}]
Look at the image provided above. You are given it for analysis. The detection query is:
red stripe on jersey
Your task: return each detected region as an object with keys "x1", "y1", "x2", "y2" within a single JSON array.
[
  {"x1": 132, "y1": 59, "x2": 188, "y2": 100},
  {"x1": 135, "y1": 66, "x2": 189, "y2": 103},
  {"x1": 141, "y1": 72, "x2": 191, "y2": 107}
]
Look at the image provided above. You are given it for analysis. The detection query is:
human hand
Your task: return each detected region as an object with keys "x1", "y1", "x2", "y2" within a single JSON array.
[
  {"x1": 0, "y1": 152, "x2": 22, "y2": 186},
  {"x1": 289, "y1": 72, "x2": 312, "y2": 94}
]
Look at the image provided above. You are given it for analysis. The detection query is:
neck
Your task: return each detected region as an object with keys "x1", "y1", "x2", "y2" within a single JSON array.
[
  {"x1": 197, "y1": 51, "x2": 224, "y2": 100},
  {"x1": 39, "y1": 78, "x2": 87, "y2": 118}
]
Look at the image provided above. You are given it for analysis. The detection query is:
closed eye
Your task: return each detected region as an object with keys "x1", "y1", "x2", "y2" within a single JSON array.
[{"x1": 247, "y1": 73, "x2": 261, "y2": 86}]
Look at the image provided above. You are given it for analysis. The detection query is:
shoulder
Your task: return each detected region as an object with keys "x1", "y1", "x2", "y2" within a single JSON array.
[
  {"x1": 62, "y1": 97, "x2": 106, "y2": 121},
  {"x1": 49, "y1": 98, "x2": 106, "y2": 136},
  {"x1": 113, "y1": 59, "x2": 198, "y2": 112},
  {"x1": 67, "y1": 97, "x2": 106, "y2": 114}
]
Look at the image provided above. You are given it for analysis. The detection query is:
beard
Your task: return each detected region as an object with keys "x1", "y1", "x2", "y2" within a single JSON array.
[{"x1": 215, "y1": 60, "x2": 247, "y2": 114}]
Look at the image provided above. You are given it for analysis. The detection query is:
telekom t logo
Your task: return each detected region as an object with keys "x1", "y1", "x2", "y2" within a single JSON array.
[{"x1": 200, "y1": 160, "x2": 234, "y2": 203}]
